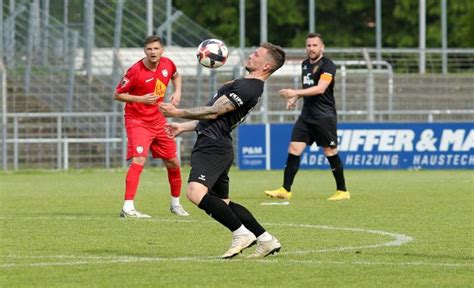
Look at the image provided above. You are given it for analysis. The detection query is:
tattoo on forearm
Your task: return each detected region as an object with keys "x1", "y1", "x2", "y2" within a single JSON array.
[
  {"x1": 181, "y1": 106, "x2": 219, "y2": 120},
  {"x1": 180, "y1": 96, "x2": 236, "y2": 120}
]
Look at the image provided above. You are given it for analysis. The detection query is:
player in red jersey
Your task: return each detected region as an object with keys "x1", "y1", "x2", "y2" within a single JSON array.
[{"x1": 113, "y1": 35, "x2": 189, "y2": 218}]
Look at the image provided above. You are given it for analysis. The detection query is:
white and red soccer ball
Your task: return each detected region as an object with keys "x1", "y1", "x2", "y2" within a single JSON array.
[{"x1": 196, "y1": 39, "x2": 228, "y2": 68}]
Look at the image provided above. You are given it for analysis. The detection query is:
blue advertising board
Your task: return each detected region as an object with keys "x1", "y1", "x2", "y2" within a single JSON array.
[
  {"x1": 237, "y1": 124, "x2": 267, "y2": 170},
  {"x1": 238, "y1": 122, "x2": 474, "y2": 170}
]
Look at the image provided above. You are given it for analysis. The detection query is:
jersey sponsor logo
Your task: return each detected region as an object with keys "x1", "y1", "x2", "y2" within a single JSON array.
[
  {"x1": 303, "y1": 73, "x2": 315, "y2": 86},
  {"x1": 145, "y1": 77, "x2": 154, "y2": 83},
  {"x1": 154, "y1": 79, "x2": 167, "y2": 98},
  {"x1": 136, "y1": 146, "x2": 144, "y2": 154},
  {"x1": 229, "y1": 93, "x2": 243, "y2": 106},
  {"x1": 162, "y1": 69, "x2": 168, "y2": 78}
]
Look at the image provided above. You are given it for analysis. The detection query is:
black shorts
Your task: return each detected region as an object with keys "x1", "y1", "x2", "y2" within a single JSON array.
[
  {"x1": 188, "y1": 135, "x2": 233, "y2": 199},
  {"x1": 291, "y1": 116, "x2": 338, "y2": 148}
]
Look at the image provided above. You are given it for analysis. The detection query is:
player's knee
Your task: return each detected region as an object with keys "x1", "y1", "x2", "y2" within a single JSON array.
[
  {"x1": 186, "y1": 184, "x2": 206, "y2": 205},
  {"x1": 132, "y1": 157, "x2": 147, "y2": 166},
  {"x1": 164, "y1": 157, "x2": 180, "y2": 169},
  {"x1": 288, "y1": 142, "x2": 305, "y2": 155},
  {"x1": 323, "y1": 147, "x2": 338, "y2": 157}
]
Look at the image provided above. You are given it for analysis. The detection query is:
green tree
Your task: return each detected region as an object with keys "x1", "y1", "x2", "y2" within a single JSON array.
[
  {"x1": 173, "y1": 0, "x2": 472, "y2": 48},
  {"x1": 46, "y1": 0, "x2": 473, "y2": 48},
  {"x1": 362, "y1": 0, "x2": 473, "y2": 48},
  {"x1": 312, "y1": 0, "x2": 376, "y2": 47},
  {"x1": 173, "y1": 0, "x2": 240, "y2": 46}
]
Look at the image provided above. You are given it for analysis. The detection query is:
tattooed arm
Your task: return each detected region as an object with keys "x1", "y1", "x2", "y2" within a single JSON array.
[{"x1": 159, "y1": 96, "x2": 237, "y2": 120}]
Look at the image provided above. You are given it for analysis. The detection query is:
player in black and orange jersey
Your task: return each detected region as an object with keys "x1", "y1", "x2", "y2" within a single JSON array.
[{"x1": 265, "y1": 33, "x2": 350, "y2": 201}]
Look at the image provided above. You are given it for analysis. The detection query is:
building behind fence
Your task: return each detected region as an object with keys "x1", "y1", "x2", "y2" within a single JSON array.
[{"x1": 1, "y1": 1, "x2": 473, "y2": 170}]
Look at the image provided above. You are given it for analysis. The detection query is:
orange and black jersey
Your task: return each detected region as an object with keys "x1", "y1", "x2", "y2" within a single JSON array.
[
  {"x1": 300, "y1": 56, "x2": 337, "y2": 120},
  {"x1": 196, "y1": 78, "x2": 264, "y2": 144}
]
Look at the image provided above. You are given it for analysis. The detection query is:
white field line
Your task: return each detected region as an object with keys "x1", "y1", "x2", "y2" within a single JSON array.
[
  {"x1": 2, "y1": 255, "x2": 471, "y2": 268},
  {"x1": 1, "y1": 216, "x2": 467, "y2": 269},
  {"x1": 261, "y1": 202, "x2": 290, "y2": 205}
]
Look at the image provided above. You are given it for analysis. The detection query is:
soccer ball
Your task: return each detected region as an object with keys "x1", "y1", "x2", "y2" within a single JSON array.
[{"x1": 196, "y1": 39, "x2": 228, "y2": 68}]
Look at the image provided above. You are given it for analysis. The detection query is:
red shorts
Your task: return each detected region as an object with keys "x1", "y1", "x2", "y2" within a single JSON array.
[{"x1": 125, "y1": 118, "x2": 177, "y2": 160}]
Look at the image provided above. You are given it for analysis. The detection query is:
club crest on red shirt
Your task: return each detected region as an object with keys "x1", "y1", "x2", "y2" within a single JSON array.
[{"x1": 120, "y1": 76, "x2": 130, "y2": 88}]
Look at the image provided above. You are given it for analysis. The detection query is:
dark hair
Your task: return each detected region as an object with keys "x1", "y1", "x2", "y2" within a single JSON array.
[
  {"x1": 307, "y1": 32, "x2": 323, "y2": 43},
  {"x1": 261, "y1": 42, "x2": 286, "y2": 73},
  {"x1": 144, "y1": 35, "x2": 162, "y2": 47}
]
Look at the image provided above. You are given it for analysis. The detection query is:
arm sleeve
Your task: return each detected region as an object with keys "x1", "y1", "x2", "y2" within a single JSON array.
[
  {"x1": 225, "y1": 81, "x2": 253, "y2": 108},
  {"x1": 225, "y1": 92, "x2": 244, "y2": 107},
  {"x1": 115, "y1": 67, "x2": 136, "y2": 94},
  {"x1": 170, "y1": 59, "x2": 178, "y2": 78},
  {"x1": 320, "y1": 60, "x2": 336, "y2": 81}
]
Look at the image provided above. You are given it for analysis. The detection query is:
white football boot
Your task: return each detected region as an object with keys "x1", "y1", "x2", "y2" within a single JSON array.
[{"x1": 120, "y1": 209, "x2": 152, "y2": 219}]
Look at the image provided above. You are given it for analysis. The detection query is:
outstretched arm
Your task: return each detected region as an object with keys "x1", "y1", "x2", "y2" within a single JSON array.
[
  {"x1": 279, "y1": 78, "x2": 331, "y2": 98},
  {"x1": 160, "y1": 95, "x2": 236, "y2": 120},
  {"x1": 165, "y1": 120, "x2": 199, "y2": 137}
]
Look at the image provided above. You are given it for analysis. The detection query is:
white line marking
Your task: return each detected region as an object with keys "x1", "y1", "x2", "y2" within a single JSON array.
[
  {"x1": 0, "y1": 216, "x2": 437, "y2": 268},
  {"x1": 264, "y1": 223, "x2": 414, "y2": 254},
  {"x1": 260, "y1": 202, "x2": 290, "y2": 205},
  {"x1": 2, "y1": 255, "x2": 471, "y2": 268}
]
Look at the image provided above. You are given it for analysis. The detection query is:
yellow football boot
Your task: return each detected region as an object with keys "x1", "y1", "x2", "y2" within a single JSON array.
[
  {"x1": 327, "y1": 190, "x2": 351, "y2": 201},
  {"x1": 264, "y1": 187, "x2": 292, "y2": 200}
]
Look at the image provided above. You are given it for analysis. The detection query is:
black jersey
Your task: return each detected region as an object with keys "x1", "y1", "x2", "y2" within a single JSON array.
[
  {"x1": 196, "y1": 78, "x2": 264, "y2": 144},
  {"x1": 300, "y1": 56, "x2": 337, "y2": 120}
]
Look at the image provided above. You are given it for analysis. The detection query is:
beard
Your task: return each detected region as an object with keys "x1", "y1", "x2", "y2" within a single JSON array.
[
  {"x1": 245, "y1": 62, "x2": 253, "y2": 72},
  {"x1": 309, "y1": 52, "x2": 320, "y2": 61}
]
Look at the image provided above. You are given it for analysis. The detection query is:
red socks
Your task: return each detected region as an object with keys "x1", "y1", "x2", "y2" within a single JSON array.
[
  {"x1": 124, "y1": 162, "x2": 144, "y2": 200},
  {"x1": 167, "y1": 167, "x2": 182, "y2": 197},
  {"x1": 125, "y1": 164, "x2": 181, "y2": 200}
]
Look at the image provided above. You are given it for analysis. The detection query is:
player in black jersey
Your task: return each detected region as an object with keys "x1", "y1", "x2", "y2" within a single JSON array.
[
  {"x1": 160, "y1": 43, "x2": 286, "y2": 259},
  {"x1": 265, "y1": 33, "x2": 350, "y2": 201}
]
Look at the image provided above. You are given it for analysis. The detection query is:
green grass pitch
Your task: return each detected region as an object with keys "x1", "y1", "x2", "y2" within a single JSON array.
[{"x1": 0, "y1": 168, "x2": 473, "y2": 287}]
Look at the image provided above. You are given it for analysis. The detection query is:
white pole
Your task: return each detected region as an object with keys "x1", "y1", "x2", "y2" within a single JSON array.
[
  {"x1": 147, "y1": 0, "x2": 153, "y2": 36},
  {"x1": 375, "y1": 0, "x2": 382, "y2": 63},
  {"x1": 166, "y1": 0, "x2": 172, "y2": 45},
  {"x1": 260, "y1": 0, "x2": 267, "y2": 43},
  {"x1": 441, "y1": 0, "x2": 447, "y2": 74},
  {"x1": 239, "y1": 0, "x2": 245, "y2": 49},
  {"x1": 309, "y1": 0, "x2": 315, "y2": 33},
  {"x1": 419, "y1": 0, "x2": 426, "y2": 74},
  {"x1": 260, "y1": 0, "x2": 268, "y2": 124}
]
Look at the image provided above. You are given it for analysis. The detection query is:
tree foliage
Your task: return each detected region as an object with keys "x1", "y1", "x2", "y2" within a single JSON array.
[
  {"x1": 174, "y1": 0, "x2": 472, "y2": 48},
  {"x1": 45, "y1": 0, "x2": 473, "y2": 48}
]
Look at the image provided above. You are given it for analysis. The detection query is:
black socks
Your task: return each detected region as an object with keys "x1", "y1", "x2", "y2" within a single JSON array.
[
  {"x1": 198, "y1": 193, "x2": 242, "y2": 232},
  {"x1": 327, "y1": 154, "x2": 347, "y2": 191},
  {"x1": 229, "y1": 202, "x2": 265, "y2": 237},
  {"x1": 283, "y1": 153, "x2": 300, "y2": 191}
]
